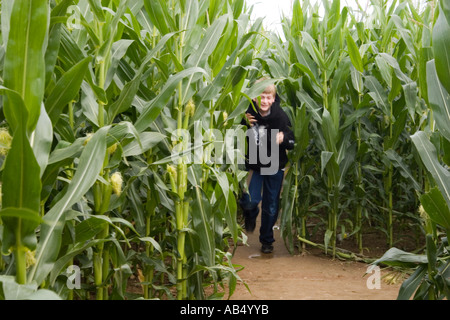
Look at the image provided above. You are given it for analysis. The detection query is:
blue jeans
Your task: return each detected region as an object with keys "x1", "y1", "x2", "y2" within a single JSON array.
[{"x1": 239, "y1": 169, "x2": 285, "y2": 245}]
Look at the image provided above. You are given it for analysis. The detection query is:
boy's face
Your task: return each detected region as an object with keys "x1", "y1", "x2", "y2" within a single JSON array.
[{"x1": 255, "y1": 93, "x2": 275, "y2": 114}]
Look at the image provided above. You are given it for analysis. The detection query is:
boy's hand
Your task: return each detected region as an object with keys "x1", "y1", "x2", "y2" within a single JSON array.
[
  {"x1": 245, "y1": 113, "x2": 257, "y2": 127},
  {"x1": 276, "y1": 131, "x2": 284, "y2": 145}
]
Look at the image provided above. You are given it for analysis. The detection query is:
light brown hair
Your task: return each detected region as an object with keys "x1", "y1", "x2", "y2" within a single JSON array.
[{"x1": 255, "y1": 77, "x2": 276, "y2": 97}]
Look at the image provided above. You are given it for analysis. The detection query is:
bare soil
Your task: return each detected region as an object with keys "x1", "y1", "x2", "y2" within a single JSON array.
[{"x1": 228, "y1": 216, "x2": 405, "y2": 300}]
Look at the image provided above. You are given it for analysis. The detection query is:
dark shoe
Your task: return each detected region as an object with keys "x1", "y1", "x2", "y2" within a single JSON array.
[
  {"x1": 261, "y1": 243, "x2": 273, "y2": 254},
  {"x1": 244, "y1": 217, "x2": 256, "y2": 233}
]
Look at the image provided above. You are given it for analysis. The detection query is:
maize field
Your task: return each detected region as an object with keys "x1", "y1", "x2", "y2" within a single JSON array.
[{"x1": 0, "y1": 0, "x2": 449, "y2": 300}]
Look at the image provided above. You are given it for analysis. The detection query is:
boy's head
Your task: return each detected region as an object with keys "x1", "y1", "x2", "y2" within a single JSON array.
[
  {"x1": 254, "y1": 78, "x2": 276, "y2": 115},
  {"x1": 255, "y1": 77, "x2": 277, "y2": 97}
]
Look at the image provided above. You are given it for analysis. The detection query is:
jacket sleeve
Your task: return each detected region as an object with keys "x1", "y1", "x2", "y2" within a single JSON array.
[
  {"x1": 240, "y1": 104, "x2": 254, "y2": 128},
  {"x1": 280, "y1": 114, "x2": 295, "y2": 150}
]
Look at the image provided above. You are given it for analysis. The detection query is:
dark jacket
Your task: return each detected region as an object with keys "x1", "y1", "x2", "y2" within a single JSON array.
[{"x1": 241, "y1": 94, "x2": 295, "y2": 173}]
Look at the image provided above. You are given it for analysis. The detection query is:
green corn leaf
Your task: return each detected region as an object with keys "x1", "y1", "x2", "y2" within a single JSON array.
[
  {"x1": 182, "y1": 14, "x2": 228, "y2": 104},
  {"x1": 122, "y1": 131, "x2": 166, "y2": 157},
  {"x1": 134, "y1": 67, "x2": 208, "y2": 132},
  {"x1": 403, "y1": 82, "x2": 418, "y2": 120},
  {"x1": 225, "y1": 188, "x2": 238, "y2": 244},
  {"x1": 365, "y1": 76, "x2": 390, "y2": 117},
  {"x1": 80, "y1": 81, "x2": 100, "y2": 127},
  {"x1": 0, "y1": 0, "x2": 13, "y2": 46},
  {"x1": 322, "y1": 108, "x2": 338, "y2": 153},
  {"x1": 32, "y1": 104, "x2": 53, "y2": 178},
  {"x1": 231, "y1": 0, "x2": 244, "y2": 20},
  {"x1": 45, "y1": 28, "x2": 62, "y2": 88},
  {"x1": 58, "y1": 27, "x2": 86, "y2": 68},
  {"x1": 97, "y1": 0, "x2": 129, "y2": 66},
  {"x1": 75, "y1": 216, "x2": 108, "y2": 243},
  {"x1": 210, "y1": 18, "x2": 237, "y2": 77},
  {"x1": 426, "y1": 60, "x2": 450, "y2": 142},
  {"x1": 209, "y1": 167, "x2": 230, "y2": 206},
  {"x1": 143, "y1": 0, "x2": 175, "y2": 35},
  {"x1": 265, "y1": 58, "x2": 287, "y2": 79},
  {"x1": 443, "y1": 138, "x2": 450, "y2": 167},
  {"x1": 321, "y1": 151, "x2": 333, "y2": 176},
  {"x1": 139, "y1": 237, "x2": 162, "y2": 255},
  {"x1": 432, "y1": 8, "x2": 450, "y2": 95},
  {"x1": 391, "y1": 15, "x2": 416, "y2": 58},
  {"x1": 0, "y1": 86, "x2": 27, "y2": 134},
  {"x1": 372, "y1": 247, "x2": 428, "y2": 268},
  {"x1": 47, "y1": 137, "x2": 86, "y2": 165},
  {"x1": 301, "y1": 31, "x2": 325, "y2": 70},
  {"x1": 44, "y1": 0, "x2": 74, "y2": 87},
  {"x1": 87, "y1": 0, "x2": 105, "y2": 22},
  {"x1": 189, "y1": 165, "x2": 215, "y2": 266},
  {"x1": 214, "y1": 180, "x2": 238, "y2": 245},
  {"x1": 411, "y1": 131, "x2": 450, "y2": 209},
  {"x1": 324, "y1": 229, "x2": 333, "y2": 255},
  {"x1": 197, "y1": 30, "x2": 260, "y2": 106},
  {"x1": 291, "y1": 0, "x2": 303, "y2": 36},
  {"x1": 296, "y1": 90, "x2": 322, "y2": 124},
  {"x1": 0, "y1": 85, "x2": 41, "y2": 255},
  {"x1": 385, "y1": 149, "x2": 422, "y2": 191},
  {"x1": 331, "y1": 58, "x2": 352, "y2": 98},
  {"x1": 138, "y1": 31, "x2": 181, "y2": 74},
  {"x1": 107, "y1": 73, "x2": 142, "y2": 124},
  {"x1": 378, "y1": 53, "x2": 412, "y2": 84},
  {"x1": 48, "y1": 239, "x2": 106, "y2": 287},
  {"x1": 338, "y1": 142, "x2": 356, "y2": 191},
  {"x1": 327, "y1": 0, "x2": 341, "y2": 31},
  {"x1": 420, "y1": 187, "x2": 450, "y2": 231},
  {"x1": 1, "y1": 126, "x2": 41, "y2": 253},
  {"x1": 346, "y1": 33, "x2": 363, "y2": 73},
  {"x1": 385, "y1": 109, "x2": 407, "y2": 150},
  {"x1": 3, "y1": 0, "x2": 48, "y2": 134},
  {"x1": 375, "y1": 54, "x2": 392, "y2": 87},
  {"x1": 280, "y1": 170, "x2": 298, "y2": 254},
  {"x1": 397, "y1": 265, "x2": 427, "y2": 300},
  {"x1": 104, "y1": 39, "x2": 135, "y2": 89},
  {"x1": 442, "y1": 0, "x2": 450, "y2": 26},
  {"x1": 29, "y1": 126, "x2": 109, "y2": 285},
  {"x1": 0, "y1": 275, "x2": 61, "y2": 300},
  {"x1": 45, "y1": 57, "x2": 91, "y2": 126},
  {"x1": 0, "y1": 208, "x2": 42, "y2": 225},
  {"x1": 207, "y1": 0, "x2": 218, "y2": 21},
  {"x1": 419, "y1": 47, "x2": 433, "y2": 104},
  {"x1": 323, "y1": 152, "x2": 340, "y2": 186},
  {"x1": 288, "y1": 34, "x2": 319, "y2": 84}
]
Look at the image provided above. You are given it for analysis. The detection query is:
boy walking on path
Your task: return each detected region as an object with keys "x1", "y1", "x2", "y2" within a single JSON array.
[{"x1": 240, "y1": 79, "x2": 295, "y2": 253}]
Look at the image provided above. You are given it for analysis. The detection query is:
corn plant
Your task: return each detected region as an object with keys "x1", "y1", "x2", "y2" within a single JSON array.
[
  {"x1": 268, "y1": 0, "x2": 433, "y2": 259},
  {"x1": 0, "y1": 0, "x2": 260, "y2": 300},
  {"x1": 0, "y1": 0, "x2": 447, "y2": 301},
  {"x1": 273, "y1": 0, "x2": 363, "y2": 258},
  {"x1": 374, "y1": 0, "x2": 450, "y2": 299},
  {"x1": 1, "y1": 0, "x2": 49, "y2": 287}
]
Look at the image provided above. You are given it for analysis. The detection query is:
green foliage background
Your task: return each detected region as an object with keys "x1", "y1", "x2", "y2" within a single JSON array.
[{"x1": 0, "y1": 0, "x2": 448, "y2": 300}]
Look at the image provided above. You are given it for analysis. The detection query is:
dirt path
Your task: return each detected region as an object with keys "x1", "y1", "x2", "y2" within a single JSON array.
[{"x1": 229, "y1": 218, "x2": 402, "y2": 300}]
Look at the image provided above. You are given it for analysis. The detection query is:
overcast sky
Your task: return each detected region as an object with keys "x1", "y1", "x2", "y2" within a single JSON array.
[
  {"x1": 247, "y1": 0, "x2": 376, "y2": 30},
  {"x1": 245, "y1": 0, "x2": 372, "y2": 37},
  {"x1": 244, "y1": 0, "x2": 423, "y2": 37}
]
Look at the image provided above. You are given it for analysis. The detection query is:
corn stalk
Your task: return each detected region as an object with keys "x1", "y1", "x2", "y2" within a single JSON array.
[{"x1": 0, "y1": 0, "x2": 48, "y2": 285}]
